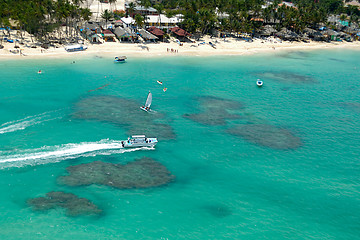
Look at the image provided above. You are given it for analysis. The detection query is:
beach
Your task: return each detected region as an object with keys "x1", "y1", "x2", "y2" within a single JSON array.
[
  {"x1": 0, "y1": 42, "x2": 360, "y2": 239},
  {"x1": 1, "y1": 35, "x2": 360, "y2": 59}
]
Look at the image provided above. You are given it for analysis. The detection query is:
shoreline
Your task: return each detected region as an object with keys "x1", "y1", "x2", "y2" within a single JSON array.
[{"x1": 1, "y1": 37, "x2": 360, "y2": 60}]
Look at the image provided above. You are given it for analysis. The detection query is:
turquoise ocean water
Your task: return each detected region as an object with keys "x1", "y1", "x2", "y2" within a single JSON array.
[{"x1": 0, "y1": 49, "x2": 359, "y2": 239}]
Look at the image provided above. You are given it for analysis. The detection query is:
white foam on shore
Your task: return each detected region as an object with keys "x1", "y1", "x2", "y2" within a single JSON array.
[
  {"x1": 0, "y1": 139, "x2": 153, "y2": 168},
  {"x1": 0, "y1": 111, "x2": 62, "y2": 134}
]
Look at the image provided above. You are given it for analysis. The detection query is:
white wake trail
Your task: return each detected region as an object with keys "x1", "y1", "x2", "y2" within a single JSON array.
[
  {"x1": 0, "y1": 139, "x2": 153, "y2": 168},
  {"x1": 0, "y1": 111, "x2": 63, "y2": 134}
]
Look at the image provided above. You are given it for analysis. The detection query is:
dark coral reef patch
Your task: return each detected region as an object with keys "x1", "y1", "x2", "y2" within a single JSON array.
[
  {"x1": 257, "y1": 72, "x2": 317, "y2": 84},
  {"x1": 27, "y1": 191, "x2": 102, "y2": 216},
  {"x1": 183, "y1": 96, "x2": 243, "y2": 125},
  {"x1": 58, "y1": 157, "x2": 175, "y2": 189},
  {"x1": 226, "y1": 124, "x2": 302, "y2": 150},
  {"x1": 72, "y1": 95, "x2": 175, "y2": 139}
]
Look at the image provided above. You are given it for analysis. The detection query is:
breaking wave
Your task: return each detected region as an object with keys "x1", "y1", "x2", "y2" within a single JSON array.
[
  {"x1": 0, "y1": 139, "x2": 153, "y2": 169},
  {"x1": 0, "y1": 110, "x2": 63, "y2": 134}
]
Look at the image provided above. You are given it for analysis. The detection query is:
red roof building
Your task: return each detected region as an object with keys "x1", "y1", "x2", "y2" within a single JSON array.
[
  {"x1": 170, "y1": 27, "x2": 191, "y2": 37},
  {"x1": 147, "y1": 26, "x2": 165, "y2": 36}
]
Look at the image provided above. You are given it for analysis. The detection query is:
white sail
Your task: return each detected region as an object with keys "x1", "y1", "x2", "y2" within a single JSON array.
[{"x1": 144, "y1": 91, "x2": 152, "y2": 109}]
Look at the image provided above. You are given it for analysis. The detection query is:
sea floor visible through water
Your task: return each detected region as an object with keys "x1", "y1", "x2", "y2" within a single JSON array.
[{"x1": 0, "y1": 49, "x2": 359, "y2": 239}]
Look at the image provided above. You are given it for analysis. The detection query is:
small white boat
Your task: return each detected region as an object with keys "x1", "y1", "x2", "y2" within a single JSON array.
[
  {"x1": 157, "y1": 80, "x2": 163, "y2": 85},
  {"x1": 65, "y1": 44, "x2": 87, "y2": 52},
  {"x1": 114, "y1": 56, "x2": 127, "y2": 63},
  {"x1": 140, "y1": 91, "x2": 152, "y2": 112},
  {"x1": 121, "y1": 135, "x2": 158, "y2": 148},
  {"x1": 256, "y1": 79, "x2": 263, "y2": 87}
]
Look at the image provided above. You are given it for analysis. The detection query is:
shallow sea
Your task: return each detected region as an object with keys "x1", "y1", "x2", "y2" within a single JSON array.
[{"x1": 0, "y1": 49, "x2": 359, "y2": 239}]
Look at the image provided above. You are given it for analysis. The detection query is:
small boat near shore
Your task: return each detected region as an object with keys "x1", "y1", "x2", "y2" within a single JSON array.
[
  {"x1": 121, "y1": 135, "x2": 158, "y2": 148},
  {"x1": 157, "y1": 80, "x2": 163, "y2": 85},
  {"x1": 65, "y1": 44, "x2": 87, "y2": 52},
  {"x1": 114, "y1": 56, "x2": 127, "y2": 63},
  {"x1": 256, "y1": 79, "x2": 263, "y2": 87}
]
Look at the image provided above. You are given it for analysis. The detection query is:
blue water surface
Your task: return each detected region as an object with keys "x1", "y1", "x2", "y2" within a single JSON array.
[{"x1": 0, "y1": 49, "x2": 359, "y2": 239}]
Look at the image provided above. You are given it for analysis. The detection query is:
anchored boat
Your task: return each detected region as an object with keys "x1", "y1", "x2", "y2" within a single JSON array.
[
  {"x1": 256, "y1": 79, "x2": 263, "y2": 87},
  {"x1": 121, "y1": 135, "x2": 158, "y2": 148},
  {"x1": 114, "y1": 56, "x2": 127, "y2": 63}
]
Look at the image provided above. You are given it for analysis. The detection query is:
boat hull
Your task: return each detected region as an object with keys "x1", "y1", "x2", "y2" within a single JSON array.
[
  {"x1": 140, "y1": 106, "x2": 151, "y2": 112},
  {"x1": 122, "y1": 137, "x2": 158, "y2": 148}
]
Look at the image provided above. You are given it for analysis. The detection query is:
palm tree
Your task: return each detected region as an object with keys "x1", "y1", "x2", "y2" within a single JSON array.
[
  {"x1": 154, "y1": 4, "x2": 164, "y2": 27},
  {"x1": 127, "y1": 2, "x2": 135, "y2": 17},
  {"x1": 102, "y1": 9, "x2": 112, "y2": 28},
  {"x1": 134, "y1": 14, "x2": 144, "y2": 29}
]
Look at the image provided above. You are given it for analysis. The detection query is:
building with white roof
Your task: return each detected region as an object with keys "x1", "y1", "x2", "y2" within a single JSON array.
[{"x1": 145, "y1": 14, "x2": 183, "y2": 29}]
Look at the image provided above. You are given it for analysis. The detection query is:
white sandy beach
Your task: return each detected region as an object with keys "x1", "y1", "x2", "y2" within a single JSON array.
[{"x1": 1, "y1": 35, "x2": 360, "y2": 59}]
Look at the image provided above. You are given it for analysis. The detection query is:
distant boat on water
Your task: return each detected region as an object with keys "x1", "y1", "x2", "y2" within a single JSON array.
[
  {"x1": 256, "y1": 79, "x2": 263, "y2": 87},
  {"x1": 114, "y1": 56, "x2": 127, "y2": 63},
  {"x1": 121, "y1": 135, "x2": 158, "y2": 148},
  {"x1": 65, "y1": 44, "x2": 87, "y2": 52},
  {"x1": 157, "y1": 80, "x2": 163, "y2": 85},
  {"x1": 140, "y1": 91, "x2": 152, "y2": 112}
]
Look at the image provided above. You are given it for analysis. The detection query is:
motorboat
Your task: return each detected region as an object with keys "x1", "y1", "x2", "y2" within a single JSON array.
[
  {"x1": 121, "y1": 135, "x2": 158, "y2": 148},
  {"x1": 256, "y1": 79, "x2": 263, "y2": 87},
  {"x1": 140, "y1": 91, "x2": 152, "y2": 112},
  {"x1": 114, "y1": 56, "x2": 127, "y2": 63},
  {"x1": 157, "y1": 80, "x2": 163, "y2": 85},
  {"x1": 65, "y1": 44, "x2": 88, "y2": 52}
]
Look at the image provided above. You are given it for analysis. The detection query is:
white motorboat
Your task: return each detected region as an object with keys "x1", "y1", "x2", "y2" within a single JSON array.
[
  {"x1": 140, "y1": 91, "x2": 152, "y2": 112},
  {"x1": 114, "y1": 56, "x2": 127, "y2": 63},
  {"x1": 65, "y1": 44, "x2": 88, "y2": 52},
  {"x1": 121, "y1": 135, "x2": 158, "y2": 148},
  {"x1": 256, "y1": 79, "x2": 263, "y2": 87}
]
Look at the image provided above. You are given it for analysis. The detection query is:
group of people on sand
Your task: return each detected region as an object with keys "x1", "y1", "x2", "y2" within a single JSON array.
[{"x1": 167, "y1": 48, "x2": 178, "y2": 53}]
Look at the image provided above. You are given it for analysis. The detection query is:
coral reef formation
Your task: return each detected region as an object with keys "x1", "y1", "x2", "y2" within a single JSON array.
[
  {"x1": 183, "y1": 96, "x2": 243, "y2": 125},
  {"x1": 59, "y1": 157, "x2": 175, "y2": 189},
  {"x1": 72, "y1": 95, "x2": 175, "y2": 139},
  {"x1": 27, "y1": 191, "x2": 102, "y2": 216},
  {"x1": 226, "y1": 124, "x2": 302, "y2": 149}
]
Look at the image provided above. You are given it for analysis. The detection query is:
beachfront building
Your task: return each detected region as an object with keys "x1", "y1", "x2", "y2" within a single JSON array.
[
  {"x1": 147, "y1": 26, "x2": 165, "y2": 41},
  {"x1": 120, "y1": 16, "x2": 135, "y2": 28},
  {"x1": 145, "y1": 14, "x2": 183, "y2": 29},
  {"x1": 125, "y1": 3, "x2": 157, "y2": 18},
  {"x1": 114, "y1": 26, "x2": 138, "y2": 42},
  {"x1": 102, "y1": 29, "x2": 116, "y2": 42},
  {"x1": 169, "y1": 27, "x2": 191, "y2": 42},
  {"x1": 137, "y1": 29, "x2": 158, "y2": 42},
  {"x1": 88, "y1": 33, "x2": 103, "y2": 43}
]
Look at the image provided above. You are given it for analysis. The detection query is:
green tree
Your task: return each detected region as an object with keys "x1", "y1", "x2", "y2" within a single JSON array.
[
  {"x1": 134, "y1": 13, "x2": 144, "y2": 28},
  {"x1": 102, "y1": 9, "x2": 113, "y2": 28}
]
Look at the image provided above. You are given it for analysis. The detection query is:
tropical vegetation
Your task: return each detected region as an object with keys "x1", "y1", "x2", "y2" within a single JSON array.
[{"x1": 0, "y1": 0, "x2": 359, "y2": 43}]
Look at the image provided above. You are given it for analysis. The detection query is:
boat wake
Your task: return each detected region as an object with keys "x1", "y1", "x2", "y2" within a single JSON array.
[
  {"x1": 0, "y1": 139, "x2": 153, "y2": 169},
  {"x1": 0, "y1": 110, "x2": 63, "y2": 134}
]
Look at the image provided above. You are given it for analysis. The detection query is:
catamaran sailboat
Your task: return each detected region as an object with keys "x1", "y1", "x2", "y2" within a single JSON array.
[{"x1": 140, "y1": 91, "x2": 152, "y2": 112}]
